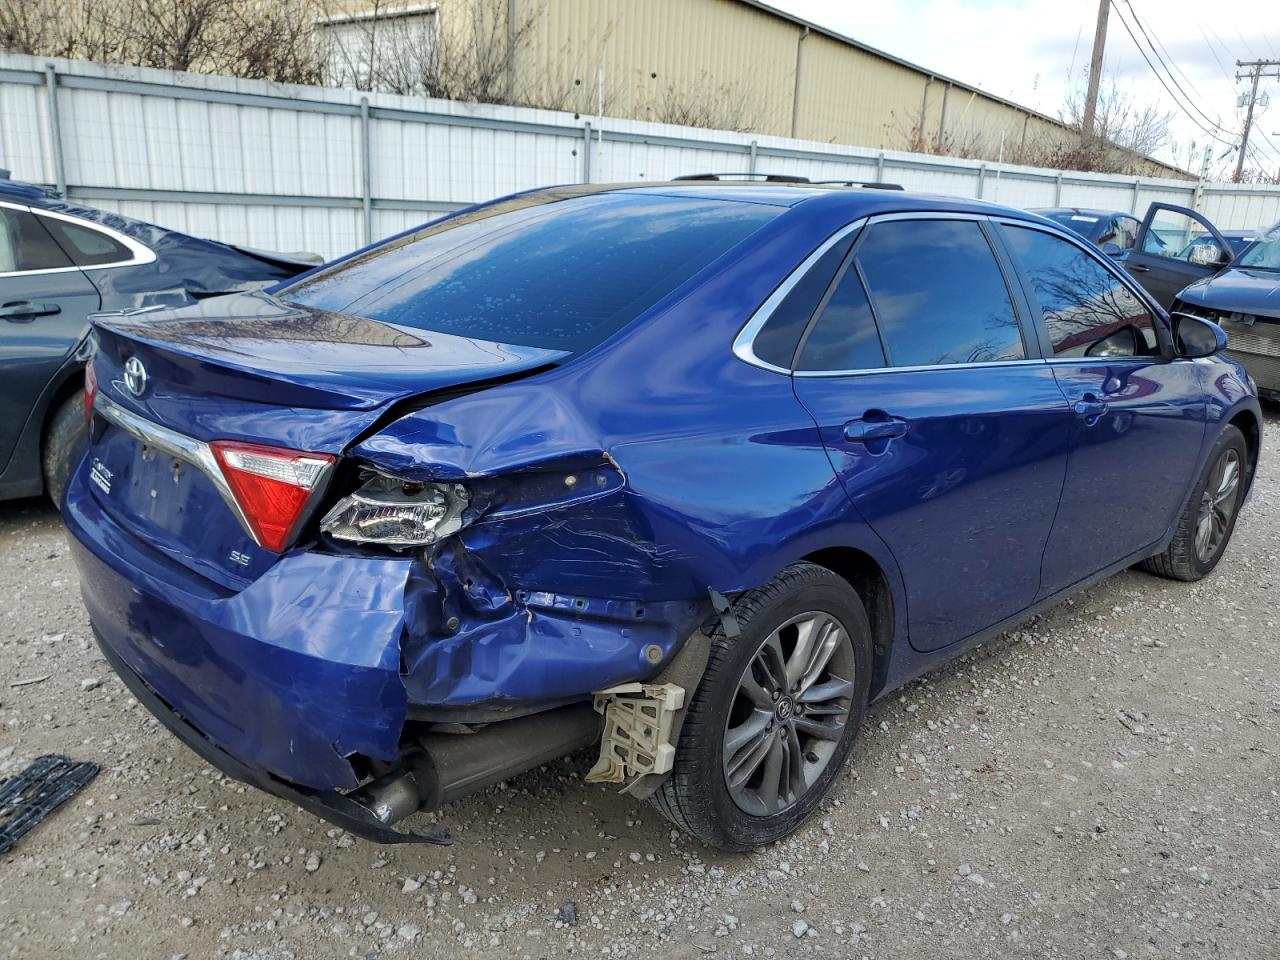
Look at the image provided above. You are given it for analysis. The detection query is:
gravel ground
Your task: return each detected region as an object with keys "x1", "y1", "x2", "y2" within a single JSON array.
[{"x1": 2, "y1": 407, "x2": 1278, "y2": 960}]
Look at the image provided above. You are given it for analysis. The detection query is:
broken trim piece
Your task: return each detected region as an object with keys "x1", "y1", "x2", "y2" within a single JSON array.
[
  {"x1": 586, "y1": 683, "x2": 686, "y2": 786},
  {"x1": 0, "y1": 755, "x2": 99, "y2": 854}
]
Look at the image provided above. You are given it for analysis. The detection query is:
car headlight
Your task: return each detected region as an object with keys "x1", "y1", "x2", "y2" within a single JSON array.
[{"x1": 320, "y1": 472, "x2": 470, "y2": 548}]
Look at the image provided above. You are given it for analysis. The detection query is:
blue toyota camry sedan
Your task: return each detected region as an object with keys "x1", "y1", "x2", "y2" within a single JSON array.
[{"x1": 64, "y1": 181, "x2": 1261, "y2": 851}]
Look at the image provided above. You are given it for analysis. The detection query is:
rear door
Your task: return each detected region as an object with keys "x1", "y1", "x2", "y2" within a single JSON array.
[
  {"x1": 791, "y1": 215, "x2": 1071, "y2": 651},
  {"x1": 1123, "y1": 203, "x2": 1231, "y2": 308},
  {"x1": 996, "y1": 220, "x2": 1208, "y2": 596},
  {"x1": 0, "y1": 202, "x2": 101, "y2": 468}
]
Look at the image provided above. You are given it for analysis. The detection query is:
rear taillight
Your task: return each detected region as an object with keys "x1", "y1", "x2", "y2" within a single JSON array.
[
  {"x1": 83, "y1": 357, "x2": 97, "y2": 428},
  {"x1": 210, "y1": 441, "x2": 334, "y2": 553}
]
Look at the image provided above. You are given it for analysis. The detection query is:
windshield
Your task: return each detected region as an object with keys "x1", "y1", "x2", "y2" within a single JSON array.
[
  {"x1": 281, "y1": 192, "x2": 781, "y2": 354},
  {"x1": 1236, "y1": 224, "x2": 1280, "y2": 270}
]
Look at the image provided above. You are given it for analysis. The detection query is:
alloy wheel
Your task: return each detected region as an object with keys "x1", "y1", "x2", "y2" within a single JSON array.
[
  {"x1": 722, "y1": 611, "x2": 855, "y2": 816},
  {"x1": 1195, "y1": 448, "x2": 1241, "y2": 563}
]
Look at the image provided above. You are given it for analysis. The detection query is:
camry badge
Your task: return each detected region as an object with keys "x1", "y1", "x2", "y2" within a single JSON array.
[{"x1": 123, "y1": 356, "x2": 148, "y2": 398}]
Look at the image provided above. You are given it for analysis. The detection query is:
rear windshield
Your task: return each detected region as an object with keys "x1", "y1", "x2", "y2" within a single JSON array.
[
  {"x1": 282, "y1": 192, "x2": 780, "y2": 354},
  {"x1": 1038, "y1": 210, "x2": 1101, "y2": 237}
]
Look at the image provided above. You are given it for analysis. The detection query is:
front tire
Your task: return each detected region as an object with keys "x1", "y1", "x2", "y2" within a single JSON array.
[
  {"x1": 1141, "y1": 424, "x2": 1247, "y2": 582},
  {"x1": 42, "y1": 389, "x2": 87, "y2": 511},
  {"x1": 652, "y1": 563, "x2": 872, "y2": 851}
]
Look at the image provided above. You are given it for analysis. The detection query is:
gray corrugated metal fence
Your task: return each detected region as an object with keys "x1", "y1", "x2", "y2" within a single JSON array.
[{"x1": 2, "y1": 54, "x2": 1278, "y2": 260}]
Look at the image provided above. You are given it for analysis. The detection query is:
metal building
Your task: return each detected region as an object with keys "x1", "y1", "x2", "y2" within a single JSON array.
[{"x1": 321, "y1": 0, "x2": 1185, "y2": 176}]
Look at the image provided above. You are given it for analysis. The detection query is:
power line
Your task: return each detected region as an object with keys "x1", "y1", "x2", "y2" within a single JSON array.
[
  {"x1": 1124, "y1": 1, "x2": 1202, "y2": 98},
  {"x1": 1109, "y1": 2, "x2": 1235, "y2": 147},
  {"x1": 1234, "y1": 58, "x2": 1280, "y2": 180},
  {"x1": 1118, "y1": 1, "x2": 1236, "y2": 140}
]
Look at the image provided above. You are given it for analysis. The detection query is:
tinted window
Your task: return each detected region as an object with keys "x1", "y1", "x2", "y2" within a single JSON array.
[
  {"x1": 1141, "y1": 208, "x2": 1219, "y2": 263},
  {"x1": 752, "y1": 232, "x2": 857, "y2": 368},
  {"x1": 284, "y1": 193, "x2": 780, "y2": 354},
  {"x1": 40, "y1": 216, "x2": 133, "y2": 266},
  {"x1": 0, "y1": 207, "x2": 73, "y2": 272},
  {"x1": 1040, "y1": 210, "x2": 1102, "y2": 240},
  {"x1": 795, "y1": 261, "x2": 885, "y2": 371},
  {"x1": 1002, "y1": 225, "x2": 1158, "y2": 358},
  {"x1": 855, "y1": 219, "x2": 1024, "y2": 367}
]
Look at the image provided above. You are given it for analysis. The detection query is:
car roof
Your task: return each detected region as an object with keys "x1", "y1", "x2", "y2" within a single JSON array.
[
  {"x1": 547, "y1": 180, "x2": 1054, "y2": 225},
  {"x1": 1030, "y1": 206, "x2": 1131, "y2": 218}
]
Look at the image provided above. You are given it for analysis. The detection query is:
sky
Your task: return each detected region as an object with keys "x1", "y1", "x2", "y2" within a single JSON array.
[{"x1": 770, "y1": 0, "x2": 1280, "y2": 176}]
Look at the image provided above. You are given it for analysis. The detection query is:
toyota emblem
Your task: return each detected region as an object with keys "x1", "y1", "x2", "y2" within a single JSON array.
[{"x1": 123, "y1": 356, "x2": 148, "y2": 398}]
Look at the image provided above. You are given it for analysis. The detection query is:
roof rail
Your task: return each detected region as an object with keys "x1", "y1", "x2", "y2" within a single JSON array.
[
  {"x1": 811, "y1": 179, "x2": 905, "y2": 191},
  {"x1": 672, "y1": 172, "x2": 811, "y2": 183}
]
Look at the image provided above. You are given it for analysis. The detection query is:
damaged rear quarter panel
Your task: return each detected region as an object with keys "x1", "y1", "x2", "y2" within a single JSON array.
[{"x1": 347, "y1": 203, "x2": 910, "y2": 714}]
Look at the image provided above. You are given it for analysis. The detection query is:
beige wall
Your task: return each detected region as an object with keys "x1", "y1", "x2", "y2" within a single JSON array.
[{"x1": 366, "y1": 0, "x2": 1183, "y2": 176}]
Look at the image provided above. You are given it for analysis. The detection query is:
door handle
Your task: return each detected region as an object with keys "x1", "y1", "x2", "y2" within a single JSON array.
[
  {"x1": 0, "y1": 301, "x2": 61, "y2": 321},
  {"x1": 1073, "y1": 396, "x2": 1107, "y2": 418},
  {"x1": 1127, "y1": 264, "x2": 1150, "y2": 273},
  {"x1": 843, "y1": 417, "x2": 908, "y2": 443}
]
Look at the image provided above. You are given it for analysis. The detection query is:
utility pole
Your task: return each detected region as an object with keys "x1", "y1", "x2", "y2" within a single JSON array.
[
  {"x1": 1081, "y1": 0, "x2": 1110, "y2": 141},
  {"x1": 1234, "y1": 59, "x2": 1280, "y2": 181}
]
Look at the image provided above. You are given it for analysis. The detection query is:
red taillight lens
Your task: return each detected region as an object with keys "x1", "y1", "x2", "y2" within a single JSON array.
[
  {"x1": 210, "y1": 441, "x2": 334, "y2": 553},
  {"x1": 83, "y1": 357, "x2": 97, "y2": 428}
]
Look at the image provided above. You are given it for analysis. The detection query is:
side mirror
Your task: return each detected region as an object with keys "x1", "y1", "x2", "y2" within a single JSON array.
[
  {"x1": 1172, "y1": 312, "x2": 1227, "y2": 358},
  {"x1": 1100, "y1": 241, "x2": 1122, "y2": 256},
  {"x1": 1187, "y1": 242, "x2": 1226, "y2": 268},
  {"x1": 1085, "y1": 325, "x2": 1140, "y2": 357}
]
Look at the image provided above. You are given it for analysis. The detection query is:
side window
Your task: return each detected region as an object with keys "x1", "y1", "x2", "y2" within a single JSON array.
[
  {"x1": 1096, "y1": 219, "x2": 1119, "y2": 245},
  {"x1": 752, "y1": 231, "x2": 857, "y2": 369},
  {"x1": 38, "y1": 215, "x2": 134, "y2": 267},
  {"x1": 855, "y1": 219, "x2": 1025, "y2": 367},
  {"x1": 0, "y1": 207, "x2": 74, "y2": 273},
  {"x1": 1001, "y1": 225, "x2": 1158, "y2": 358},
  {"x1": 1116, "y1": 217, "x2": 1139, "y2": 250},
  {"x1": 1141, "y1": 208, "x2": 1216, "y2": 263},
  {"x1": 795, "y1": 260, "x2": 885, "y2": 372}
]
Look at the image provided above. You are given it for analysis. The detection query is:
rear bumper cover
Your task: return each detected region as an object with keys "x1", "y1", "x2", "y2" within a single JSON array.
[
  {"x1": 94, "y1": 628, "x2": 446, "y2": 844},
  {"x1": 64, "y1": 467, "x2": 410, "y2": 792}
]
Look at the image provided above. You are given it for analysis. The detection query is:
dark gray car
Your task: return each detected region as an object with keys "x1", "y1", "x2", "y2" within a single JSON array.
[{"x1": 0, "y1": 176, "x2": 316, "y2": 504}]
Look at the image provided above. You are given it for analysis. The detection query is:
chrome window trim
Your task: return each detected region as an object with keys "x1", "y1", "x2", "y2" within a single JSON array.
[
  {"x1": 733, "y1": 209, "x2": 1170, "y2": 379},
  {"x1": 731, "y1": 217, "x2": 868, "y2": 374},
  {"x1": 92, "y1": 392, "x2": 335, "y2": 551},
  {"x1": 792, "y1": 357, "x2": 1050, "y2": 379},
  {"x1": 0, "y1": 198, "x2": 157, "y2": 278}
]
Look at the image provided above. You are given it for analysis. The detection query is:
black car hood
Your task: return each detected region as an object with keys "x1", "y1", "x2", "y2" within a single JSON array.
[{"x1": 1179, "y1": 267, "x2": 1280, "y2": 320}]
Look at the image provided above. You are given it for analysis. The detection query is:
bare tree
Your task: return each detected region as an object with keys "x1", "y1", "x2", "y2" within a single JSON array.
[
  {"x1": 1, "y1": 0, "x2": 322, "y2": 84},
  {"x1": 1011, "y1": 77, "x2": 1176, "y2": 175},
  {"x1": 648, "y1": 74, "x2": 759, "y2": 133}
]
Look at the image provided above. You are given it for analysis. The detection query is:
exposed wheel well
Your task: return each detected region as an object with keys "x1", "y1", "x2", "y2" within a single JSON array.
[
  {"x1": 39, "y1": 369, "x2": 86, "y2": 483},
  {"x1": 1229, "y1": 410, "x2": 1261, "y2": 486},
  {"x1": 802, "y1": 547, "x2": 895, "y2": 696}
]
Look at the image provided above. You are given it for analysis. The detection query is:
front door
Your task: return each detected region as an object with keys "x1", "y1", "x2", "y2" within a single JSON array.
[
  {"x1": 0, "y1": 203, "x2": 101, "y2": 469},
  {"x1": 1122, "y1": 203, "x2": 1232, "y2": 309},
  {"x1": 791, "y1": 216, "x2": 1071, "y2": 651},
  {"x1": 996, "y1": 221, "x2": 1208, "y2": 596}
]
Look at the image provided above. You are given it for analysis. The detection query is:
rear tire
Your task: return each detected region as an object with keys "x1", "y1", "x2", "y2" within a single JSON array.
[
  {"x1": 1140, "y1": 425, "x2": 1247, "y2": 582},
  {"x1": 652, "y1": 562, "x2": 872, "y2": 851},
  {"x1": 42, "y1": 389, "x2": 87, "y2": 511}
]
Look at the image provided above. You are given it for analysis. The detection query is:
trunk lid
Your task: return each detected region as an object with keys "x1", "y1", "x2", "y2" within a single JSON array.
[{"x1": 87, "y1": 291, "x2": 567, "y2": 588}]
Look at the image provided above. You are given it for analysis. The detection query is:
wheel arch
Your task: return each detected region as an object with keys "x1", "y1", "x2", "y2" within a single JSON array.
[
  {"x1": 39, "y1": 361, "x2": 88, "y2": 469},
  {"x1": 1227, "y1": 408, "x2": 1261, "y2": 487},
  {"x1": 800, "y1": 546, "x2": 896, "y2": 698}
]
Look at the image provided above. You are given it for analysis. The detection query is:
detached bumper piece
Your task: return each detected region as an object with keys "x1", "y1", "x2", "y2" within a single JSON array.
[
  {"x1": 0, "y1": 755, "x2": 99, "y2": 854},
  {"x1": 97, "y1": 635, "x2": 450, "y2": 846},
  {"x1": 587, "y1": 683, "x2": 686, "y2": 786}
]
